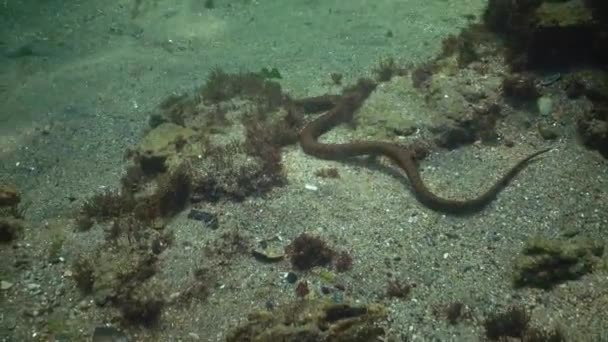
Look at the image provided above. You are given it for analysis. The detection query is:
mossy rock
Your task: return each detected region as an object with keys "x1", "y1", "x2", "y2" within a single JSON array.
[
  {"x1": 0, "y1": 217, "x2": 24, "y2": 242},
  {"x1": 513, "y1": 237, "x2": 604, "y2": 289},
  {"x1": 80, "y1": 248, "x2": 157, "y2": 306},
  {"x1": 0, "y1": 185, "x2": 20, "y2": 207},
  {"x1": 534, "y1": 1, "x2": 594, "y2": 28},
  {"x1": 136, "y1": 122, "x2": 197, "y2": 174},
  {"x1": 226, "y1": 300, "x2": 387, "y2": 342},
  {"x1": 354, "y1": 78, "x2": 427, "y2": 140}
]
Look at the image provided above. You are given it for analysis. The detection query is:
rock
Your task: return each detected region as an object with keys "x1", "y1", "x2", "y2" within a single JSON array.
[
  {"x1": 577, "y1": 104, "x2": 608, "y2": 157},
  {"x1": 135, "y1": 123, "x2": 196, "y2": 174},
  {"x1": 485, "y1": 0, "x2": 608, "y2": 68},
  {"x1": 537, "y1": 96, "x2": 553, "y2": 116},
  {"x1": 502, "y1": 74, "x2": 540, "y2": 103},
  {"x1": 354, "y1": 78, "x2": 424, "y2": 140},
  {"x1": 0, "y1": 280, "x2": 14, "y2": 290},
  {"x1": 513, "y1": 237, "x2": 604, "y2": 289},
  {"x1": 533, "y1": 11, "x2": 598, "y2": 63},
  {"x1": 285, "y1": 272, "x2": 298, "y2": 284},
  {"x1": 433, "y1": 123, "x2": 477, "y2": 149},
  {"x1": 535, "y1": 1, "x2": 593, "y2": 28},
  {"x1": 226, "y1": 301, "x2": 387, "y2": 342},
  {"x1": 252, "y1": 247, "x2": 284, "y2": 263},
  {"x1": 77, "y1": 299, "x2": 92, "y2": 311},
  {"x1": 253, "y1": 238, "x2": 286, "y2": 263},
  {"x1": 26, "y1": 283, "x2": 40, "y2": 290},
  {"x1": 538, "y1": 123, "x2": 559, "y2": 140},
  {"x1": 187, "y1": 209, "x2": 218, "y2": 230},
  {"x1": 0, "y1": 185, "x2": 20, "y2": 207},
  {"x1": 92, "y1": 326, "x2": 129, "y2": 342},
  {"x1": 0, "y1": 218, "x2": 24, "y2": 242}
]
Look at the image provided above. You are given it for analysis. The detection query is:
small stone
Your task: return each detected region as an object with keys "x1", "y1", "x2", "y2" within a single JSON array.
[
  {"x1": 538, "y1": 123, "x2": 559, "y2": 140},
  {"x1": 537, "y1": 96, "x2": 553, "y2": 116},
  {"x1": 41, "y1": 124, "x2": 52, "y2": 135},
  {"x1": 0, "y1": 218, "x2": 24, "y2": 242},
  {"x1": 92, "y1": 326, "x2": 129, "y2": 342},
  {"x1": 1, "y1": 280, "x2": 14, "y2": 290},
  {"x1": 0, "y1": 185, "x2": 20, "y2": 207},
  {"x1": 26, "y1": 283, "x2": 40, "y2": 290},
  {"x1": 77, "y1": 300, "x2": 92, "y2": 311},
  {"x1": 285, "y1": 272, "x2": 298, "y2": 284},
  {"x1": 252, "y1": 247, "x2": 284, "y2": 263},
  {"x1": 24, "y1": 308, "x2": 41, "y2": 317},
  {"x1": 304, "y1": 184, "x2": 318, "y2": 191},
  {"x1": 187, "y1": 209, "x2": 219, "y2": 230}
]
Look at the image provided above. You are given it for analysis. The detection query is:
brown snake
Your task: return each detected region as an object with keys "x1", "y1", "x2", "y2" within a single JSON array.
[{"x1": 298, "y1": 78, "x2": 551, "y2": 214}]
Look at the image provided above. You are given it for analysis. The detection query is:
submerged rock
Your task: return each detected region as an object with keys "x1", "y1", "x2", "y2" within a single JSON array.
[
  {"x1": 226, "y1": 300, "x2": 387, "y2": 342},
  {"x1": 92, "y1": 326, "x2": 129, "y2": 342},
  {"x1": 135, "y1": 123, "x2": 196, "y2": 174},
  {"x1": 512, "y1": 237, "x2": 604, "y2": 289},
  {"x1": 0, "y1": 185, "x2": 20, "y2": 207}
]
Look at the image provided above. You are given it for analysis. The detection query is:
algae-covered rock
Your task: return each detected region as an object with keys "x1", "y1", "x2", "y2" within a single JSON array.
[
  {"x1": 484, "y1": 0, "x2": 608, "y2": 68},
  {"x1": 354, "y1": 77, "x2": 427, "y2": 140},
  {"x1": 0, "y1": 217, "x2": 24, "y2": 242},
  {"x1": 513, "y1": 237, "x2": 604, "y2": 289},
  {"x1": 0, "y1": 185, "x2": 20, "y2": 207},
  {"x1": 535, "y1": 0, "x2": 594, "y2": 28},
  {"x1": 72, "y1": 245, "x2": 158, "y2": 306},
  {"x1": 226, "y1": 300, "x2": 387, "y2": 342},
  {"x1": 135, "y1": 122, "x2": 197, "y2": 174}
]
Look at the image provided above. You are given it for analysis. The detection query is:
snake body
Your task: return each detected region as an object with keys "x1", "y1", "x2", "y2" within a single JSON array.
[{"x1": 298, "y1": 78, "x2": 550, "y2": 214}]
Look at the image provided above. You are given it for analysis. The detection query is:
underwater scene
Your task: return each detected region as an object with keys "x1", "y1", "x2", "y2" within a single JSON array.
[{"x1": 1, "y1": 0, "x2": 608, "y2": 341}]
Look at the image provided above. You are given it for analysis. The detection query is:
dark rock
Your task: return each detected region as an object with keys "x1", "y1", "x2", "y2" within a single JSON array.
[
  {"x1": 0, "y1": 185, "x2": 20, "y2": 207},
  {"x1": 92, "y1": 326, "x2": 129, "y2": 342},
  {"x1": 513, "y1": 237, "x2": 604, "y2": 289},
  {"x1": 537, "y1": 123, "x2": 560, "y2": 140},
  {"x1": 0, "y1": 218, "x2": 23, "y2": 242},
  {"x1": 484, "y1": 0, "x2": 608, "y2": 69},
  {"x1": 138, "y1": 152, "x2": 167, "y2": 175},
  {"x1": 285, "y1": 272, "x2": 298, "y2": 284},
  {"x1": 433, "y1": 123, "x2": 477, "y2": 149},
  {"x1": 187, "y1": 209, "x2": 218, "y2": 230},
  {"x1": 502, "y1": 74, "x2": 540, "y2": 103},
  {"x1": 565, "y1": 78, "x2": 586, "y2": 98},
  {"x1": 577, "y1": 104, "x2": 608, "y2": 157},
  {"x1": 539, "y1": 73, "x2": 561, "y2": 86},
  {"x1": 148, "y1": 114, "x2": 168, "y2": 129}
]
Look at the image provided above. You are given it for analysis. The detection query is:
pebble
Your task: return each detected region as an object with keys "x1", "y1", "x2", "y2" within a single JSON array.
[
  {"x1": 540, "y1": 73, "x2": 561, "y2": 86},
  {"x1": 41, "y1": 124, "x2": 52, "y2": 135},
  {"x1": 1, "y1": 280, "x2": 14, "y2": 290},
  {"x1": 538, "y1": 123, "x2": 559, "y2": 140},
  {"x1": 92, "y1": 326, "x2": 129, "y2": 342},
  {"x1": 169, "y1": 292, "x2": 181, "y2": 301},
  {"x1": 537, "y1": 96, "x2": 553, "y2": 116},
  {"x1": 285, "y1": 272, "x2": 298, "y2": 284},
  {"x1": 77, "y1": 299, "x2": 92, "y2": 311},
  {"x1": 187, "y1": 209, "x2": 219, "y2": 230},
  {"x1": 304, "y1": 184, "x2": 318, "y2": 191},
  {"x1": 26, "y1": 283, "x2": 41, "y2": 291}
]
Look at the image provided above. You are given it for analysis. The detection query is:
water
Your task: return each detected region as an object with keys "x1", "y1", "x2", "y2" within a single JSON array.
[{"x1": 1, "y1": 1, "x2": 607, "y2": 341}]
